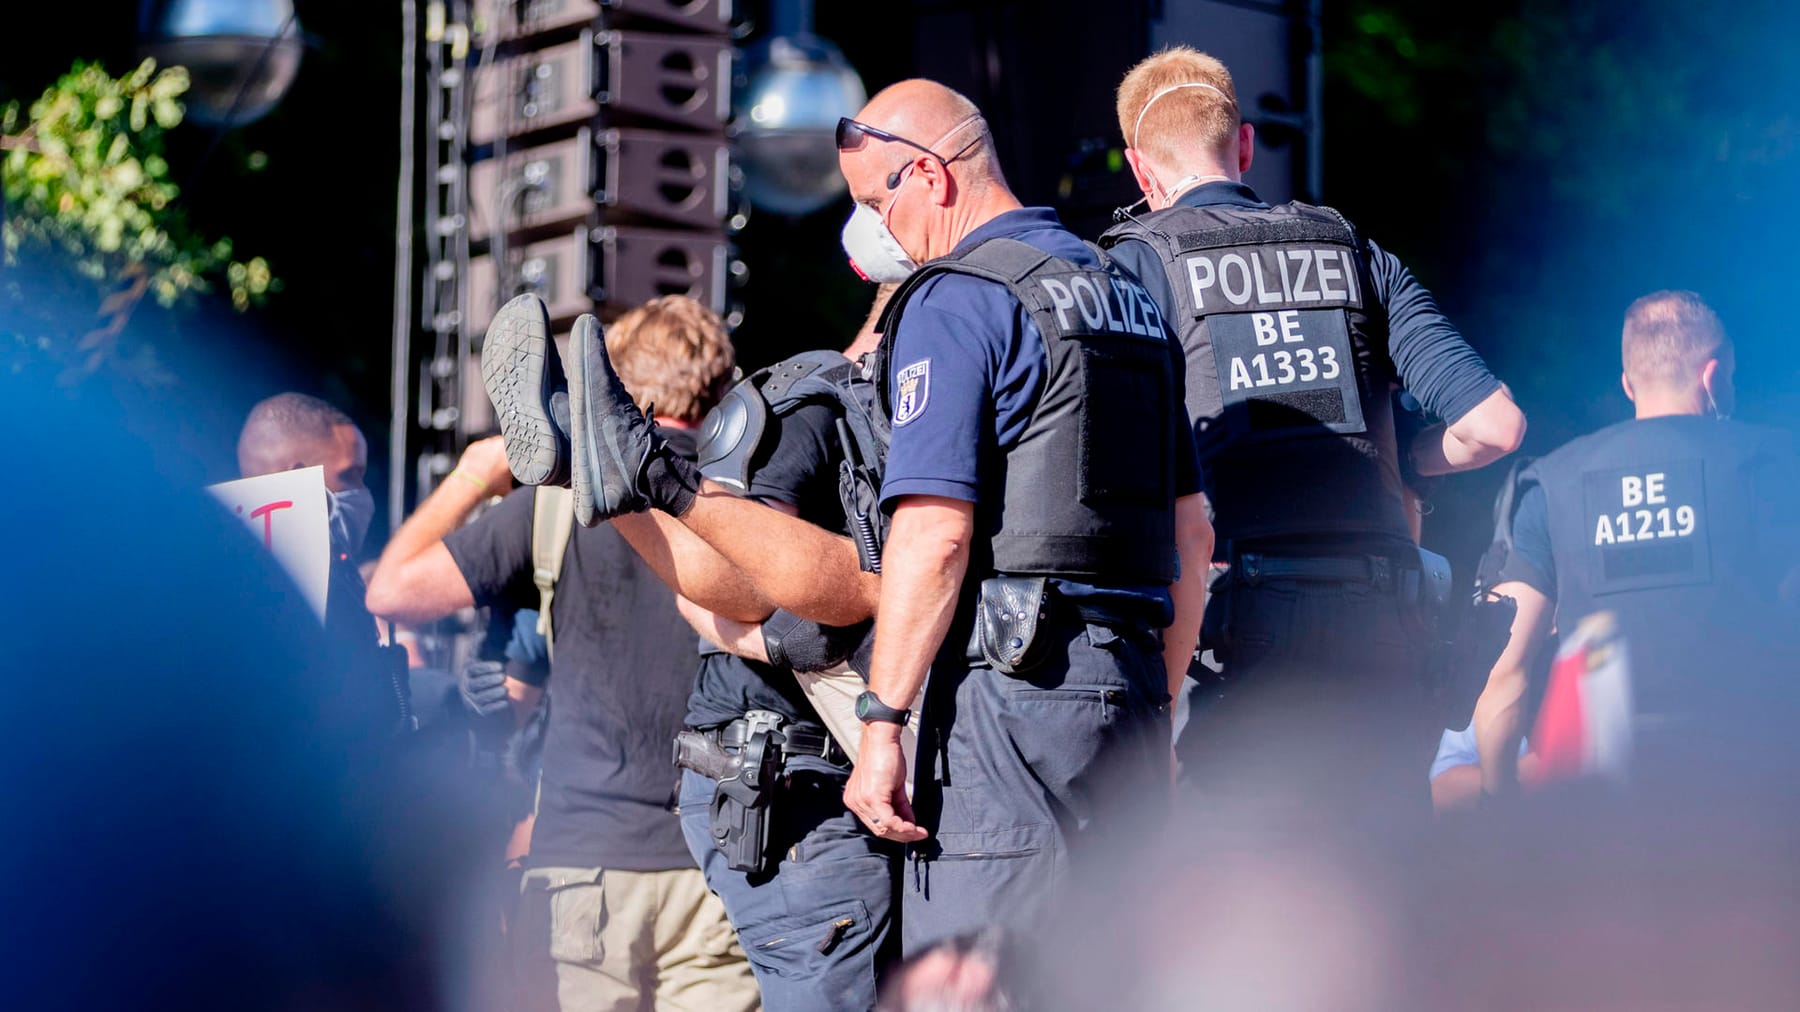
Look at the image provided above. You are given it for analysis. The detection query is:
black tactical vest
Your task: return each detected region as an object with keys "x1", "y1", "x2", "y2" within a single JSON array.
[
  {"x1": 1101, "y1": 201, "x2": 1409, "y2": 545},
  {"x1": 875, "y1": 237, "x2": 1179, "y2": 584},
  {"x1": 1524, "y1": 416, "x2": 1800, "y2": 720},
  {"x1": 698, "y1": 349, "x2": 890, "y2": 571}
]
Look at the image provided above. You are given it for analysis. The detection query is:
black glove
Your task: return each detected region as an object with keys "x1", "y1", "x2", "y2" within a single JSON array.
[
  {"x1": 459, "y1": 659, "x2": 511, "y2": 721},
  {"x1": 761, "y1": 610, "x2": 872, "y2": 674},
  {"x1": 849, "y1": 622, "x2": 875, "y2": 681},
  {"x1": 503, "y1": 696, "x2": 550, "y2": 791}
]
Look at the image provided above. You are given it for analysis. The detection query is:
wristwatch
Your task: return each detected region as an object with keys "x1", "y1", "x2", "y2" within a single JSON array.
[{"x1": 855, "y1": 690, "x2": 910, "y2": 726}]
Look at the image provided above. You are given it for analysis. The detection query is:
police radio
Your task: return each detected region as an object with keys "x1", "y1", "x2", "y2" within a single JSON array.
[{"x1": 837, "y1": 417, "x2": 884, "y2": 574}]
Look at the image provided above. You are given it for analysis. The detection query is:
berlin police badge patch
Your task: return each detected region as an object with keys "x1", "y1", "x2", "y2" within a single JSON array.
[{"x1": 894, "y1": 359, "x2": 930, "y2": 426}]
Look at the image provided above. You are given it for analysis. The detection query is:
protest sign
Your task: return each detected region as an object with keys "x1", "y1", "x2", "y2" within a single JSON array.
[{"x1": 207, "y1": 465, "x2": 332, "y2": 623}]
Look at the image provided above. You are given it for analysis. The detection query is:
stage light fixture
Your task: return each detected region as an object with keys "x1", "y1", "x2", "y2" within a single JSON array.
[
  {"x1": 734, "y1": 33, "x2": 866, "y2": 217},
  {"x1": 139, "y1": 0, "x2": 303, "y2": 127}
]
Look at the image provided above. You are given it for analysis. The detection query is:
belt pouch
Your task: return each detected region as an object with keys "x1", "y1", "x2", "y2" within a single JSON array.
[{"x1": 974, "y1": 576, "x2": 1051, "y2": 676}]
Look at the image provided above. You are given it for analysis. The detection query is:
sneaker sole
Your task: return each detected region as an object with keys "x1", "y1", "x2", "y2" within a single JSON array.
[
  {"x1": 567, "y1": 315, "x2": 601, "y2": 526},
  {"x1": 480, "y1": 294, "x2": 565, "y2": 487}
]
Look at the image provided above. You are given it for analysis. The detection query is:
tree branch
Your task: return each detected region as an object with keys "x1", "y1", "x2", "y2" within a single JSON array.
[{"x1": 0, "y1": 126, "x2": 42, "y2": 153}]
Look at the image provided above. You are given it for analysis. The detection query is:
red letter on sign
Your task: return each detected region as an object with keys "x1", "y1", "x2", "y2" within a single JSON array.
[{"x1": 249, "y1": 500, "x2": 295, "y2": 548}]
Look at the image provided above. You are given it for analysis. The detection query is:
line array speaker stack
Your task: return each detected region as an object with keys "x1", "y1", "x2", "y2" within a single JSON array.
[{"x1": 466, "y1": 0, "x2": 741, "y2": 355}]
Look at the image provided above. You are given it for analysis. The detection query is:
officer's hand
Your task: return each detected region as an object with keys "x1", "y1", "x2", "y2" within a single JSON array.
[
  {"x1": 456, "y1": 436, "x2": 515, "y2": 495},
  {"x1": 459, "y1": 659, "x2": 511, "y2": 720},
  {"x1": 845, "y1": 725, "x2": 926, "y2": 843}
]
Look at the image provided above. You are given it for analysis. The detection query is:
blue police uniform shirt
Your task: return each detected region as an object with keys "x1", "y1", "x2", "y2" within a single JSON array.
[
  {"x1": 1107, "y1": 182, "x2": 1504, "y2": 430},
  {"x1": 504, "y1": 608, "x2": 551, "y2": 688},
  {"x1": 1504, "y1": 483, "x2": 1556, "y2": 595},
  {"x1": 1429, "y1": 722, "x2": 1528, "y2": 782},
  {"x1": 881, "y1": 206, "x2": 1196, "y2": 621}
]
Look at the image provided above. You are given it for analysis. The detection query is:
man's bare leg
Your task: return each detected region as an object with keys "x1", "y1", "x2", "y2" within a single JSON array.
[
  {"x1": 673, "y1": 481, "x2": 879, "y2": 627},
  {"x1": 612, "y1": 511, "x2": 775, "y2": 623},
  {"x1": 614, "y1": 487, "x2": 880, "y2": 628},
  {"x1": 482, "y1": 296, "x2": 880, "y2": 627}
]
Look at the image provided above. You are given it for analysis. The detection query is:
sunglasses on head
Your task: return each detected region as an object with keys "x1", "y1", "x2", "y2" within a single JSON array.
[{"x1": 836, "y1": 116, "x2": 985, "y2": 190}]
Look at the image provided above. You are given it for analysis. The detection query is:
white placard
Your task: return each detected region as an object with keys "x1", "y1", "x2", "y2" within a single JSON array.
[{"x1": 208, "y1": 465, "x2": 332, "y2": 623}]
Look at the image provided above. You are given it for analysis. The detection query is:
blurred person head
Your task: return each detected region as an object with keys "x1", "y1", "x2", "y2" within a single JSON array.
[
  {"x1": 603, "y1": 295, "x2": 735, "y2": 425},
  {"x1": 836, "y1": 80, "x2": 1014, "y2": 279},
  {"x1": 1620, "y1": 290, "x2": 1735, "y2": 419},
  {"x1": 877, "y1": 929, "x2": 1014, "y2": 1012},
  {"x1": 1022, "y1": 778, "x2": 1800, "y2": 1011},
  {"x1": 237, "y1": 391, "x2": 374, "y2": 553},
  {"x1": 1116, "y1": 47, "x2": 1253, "y2": 210},
  {"x1": 238, "y1": 391, "x2": 368, "y2": 491}
]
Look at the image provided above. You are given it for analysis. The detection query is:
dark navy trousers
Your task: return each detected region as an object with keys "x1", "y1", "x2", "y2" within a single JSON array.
[
  {"x1": 1180, "y1": 576, "x2": 1437, "y2": 835},
  {"x1": 901, "y1": 619, "x2": 1174, "y2": 951},
  {"x1": 678, "y1": 762, "x2": 899, "y2": 1011}
]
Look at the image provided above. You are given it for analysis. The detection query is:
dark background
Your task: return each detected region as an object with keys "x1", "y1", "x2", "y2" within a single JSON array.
[{"x1": 5, "y1": 0, "x2": 1799, "y2": 571}]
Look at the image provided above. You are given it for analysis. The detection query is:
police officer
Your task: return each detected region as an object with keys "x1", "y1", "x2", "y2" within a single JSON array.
[
  {"x1": 1101, "y1": 48, "x2": 1527, "y2": 823},
  {"x1": 478, "y1": 292, "x2": 902, "y2": 1008},
  {"x1": 1470, "y1": 291, "x2": 1800, "y2": 792},
  {"x1": 666, "y1": 303, "x2": 904, "y2": 1011},
  {"x1": 834, "y1": 79, "x2": 1214, "y2": 949}
]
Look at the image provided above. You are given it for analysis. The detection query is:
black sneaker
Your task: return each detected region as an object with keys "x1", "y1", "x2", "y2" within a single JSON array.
[
  {"x1": 567, "y1": 313, "x2": 652, "y2": 525},
  {"x1": 480, "y1": 294, "x2": 571, "y2": 487}
]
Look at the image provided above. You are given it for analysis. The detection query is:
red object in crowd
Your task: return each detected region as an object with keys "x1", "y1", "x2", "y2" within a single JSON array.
[{"x1": 1529, "y1": 611, "x2": 1634, "y2": 787}]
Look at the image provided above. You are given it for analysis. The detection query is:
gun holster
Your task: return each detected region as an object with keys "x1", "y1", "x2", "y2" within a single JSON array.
[
  {"x1": 1415, "y1": 547, "x2": 1454, "y2": 613},
  {"x1": 1435, "y1": 590, "x2": 1519, "y2": 730},
  {"x1": 968, "y1": 576, "x2": 1051, "y2": 676},
  {"x1": 675, "y1": 710, "x2": 785, "y2": 875}
]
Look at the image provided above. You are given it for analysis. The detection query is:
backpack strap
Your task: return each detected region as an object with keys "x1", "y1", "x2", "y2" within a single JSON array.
[{"x1": 530, "y1": 486, "x2": 575, "y2": 662}]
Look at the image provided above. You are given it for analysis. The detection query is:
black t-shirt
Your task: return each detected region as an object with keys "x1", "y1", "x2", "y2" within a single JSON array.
[
  {"x1": 1500, "y1": 482, "x2": 1556, "y2": 594},
  {"x1": 748, "y1": 400, "x2": 849, "y2": 535},
  {"x1": 444, "y1": 431, "x2": 700, "y2": 871},
  {"x1": 683, "y1": 399, "x2": 845, "y2": 729}
]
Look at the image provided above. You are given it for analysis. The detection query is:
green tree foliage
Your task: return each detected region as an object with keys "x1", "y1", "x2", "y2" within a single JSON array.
[
  {"x1": 1325, "y1": 0, "x2": 1800, "y2": 404},
  {"x1": 1, "y1": 59, "x2": 276, "y2": 372},
  {"x1": 1332, "y1": 0, "x2": 1790, "y2": 222},
  {"x1": 1323, "y1": 0, "x2": 1800, "y2": 559}
]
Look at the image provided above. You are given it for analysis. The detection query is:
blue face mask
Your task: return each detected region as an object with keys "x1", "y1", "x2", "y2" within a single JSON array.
[{"x1": 328, "y1": 486, "x2": 375, "y2": 556}]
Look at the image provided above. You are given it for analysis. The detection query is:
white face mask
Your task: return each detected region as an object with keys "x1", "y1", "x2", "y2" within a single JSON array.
[{"x1": 840, "y1": 202, "x2": 918, "y2": 283}]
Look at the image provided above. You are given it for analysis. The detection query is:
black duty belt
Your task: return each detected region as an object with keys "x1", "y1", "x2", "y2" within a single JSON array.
[
  {"x1": 704, "y1": 719, "x2": 850, "y2": 768},
  {"x1": 1234, "y1": 551, "x2": 1404, "y2": 587},
  {"x1": 1227, "y1": 543, "x2": 1445, "y2": 608}
]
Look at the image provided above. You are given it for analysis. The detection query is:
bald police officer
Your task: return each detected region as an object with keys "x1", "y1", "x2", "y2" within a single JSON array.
[
  {"x1": 835, "y1": 79, "x2": 1213, "y2": 949},
  {"x1": 1101, "y1": 48, "x2": 1526, "y2": 824},
  {"x1": 1471, "y1": 291, "x2": 1800, "y2": 793}
]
